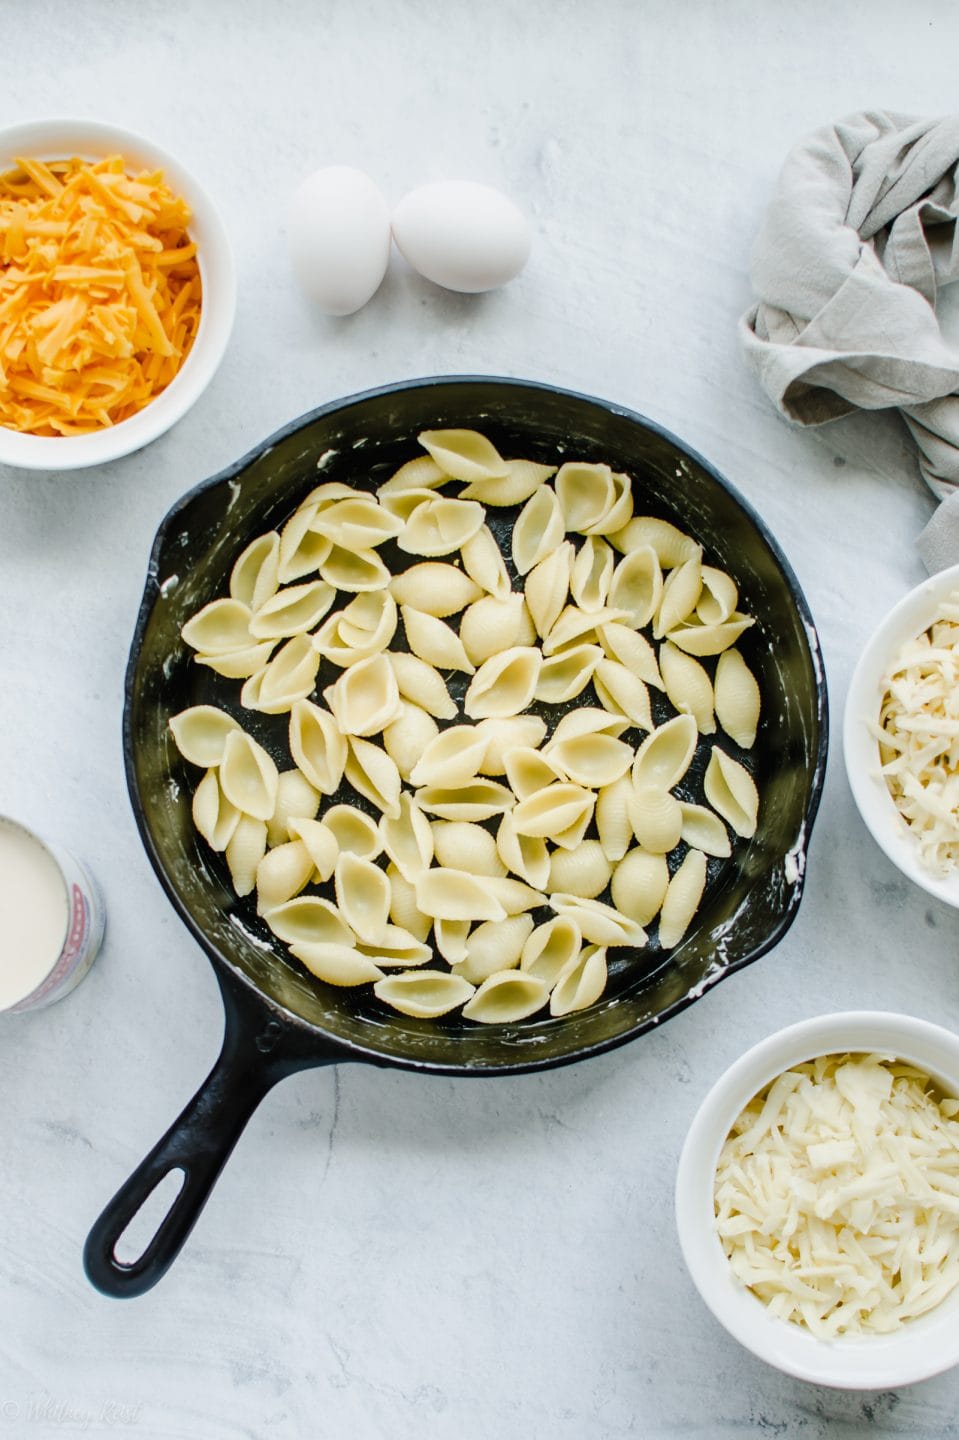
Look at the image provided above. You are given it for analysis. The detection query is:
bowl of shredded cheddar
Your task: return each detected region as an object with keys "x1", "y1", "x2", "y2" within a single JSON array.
[{"x1": 0, "y1": 118, "x2": 235, "y2": 470}]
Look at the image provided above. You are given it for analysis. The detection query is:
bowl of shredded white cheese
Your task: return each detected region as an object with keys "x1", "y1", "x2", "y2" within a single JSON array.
[
  {"x1": 844, "y1": 563, "x2": 959, "y2": 904},
  {"x1": 676, "y1": 1011, "x2": 959, "y2": 1388}
]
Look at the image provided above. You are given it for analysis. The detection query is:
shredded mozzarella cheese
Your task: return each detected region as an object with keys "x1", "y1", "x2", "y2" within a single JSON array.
[
  {"x1": 714, "y1": 1053, "x2": 959, "y2": 1337},
  {"x1": 875, "y1": 598, "x2": 959, "y2": 873}
]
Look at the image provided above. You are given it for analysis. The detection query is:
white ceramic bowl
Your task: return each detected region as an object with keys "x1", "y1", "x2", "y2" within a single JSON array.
[
  {"x1": 0, "y1": 118, "x2": 235, "y2": 470},
  {"x1": 676, "y1": 1011, "x2": 959, "y2": 1389},
  {"x1": 843, "y1": 563, "x2": 959, "y2": 908}
]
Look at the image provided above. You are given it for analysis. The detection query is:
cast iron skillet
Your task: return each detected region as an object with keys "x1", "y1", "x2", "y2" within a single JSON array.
[{"x1": 84, "y1": 377, "x2": 828, "y2": 1297}]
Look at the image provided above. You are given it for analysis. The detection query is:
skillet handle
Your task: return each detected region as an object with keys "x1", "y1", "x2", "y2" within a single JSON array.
[{"x1": 83, "y1": 971, "x2": 335, "y2": 1298}]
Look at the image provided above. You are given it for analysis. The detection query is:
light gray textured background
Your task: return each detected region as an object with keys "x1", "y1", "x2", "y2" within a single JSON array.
[{"x1": 2, "y1": 2, "x2": 959, "y2": 1436}]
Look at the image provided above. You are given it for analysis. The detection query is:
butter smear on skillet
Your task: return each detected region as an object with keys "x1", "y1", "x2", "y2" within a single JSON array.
[
  {"x1": 875, "y1": 593, "x2": 959, "y2": 873},
  {"x1": 714, "y1": 1052, "x2": 959, "y2": 1337}
]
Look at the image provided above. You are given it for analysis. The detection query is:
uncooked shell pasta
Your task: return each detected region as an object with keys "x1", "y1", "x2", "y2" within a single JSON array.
[{"x1": 170, "y1": 426, "x2": 763, "y2": 1024}]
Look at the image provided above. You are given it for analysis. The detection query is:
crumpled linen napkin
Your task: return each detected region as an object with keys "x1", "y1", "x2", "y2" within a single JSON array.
[{"x1": 739, "y1": 110, "x2": 959, "y2": 572}]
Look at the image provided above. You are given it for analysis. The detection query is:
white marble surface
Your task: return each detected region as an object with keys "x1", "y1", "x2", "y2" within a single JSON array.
[{"x1": 3, "y1": 2, "x2": 959, "y2": 1436}]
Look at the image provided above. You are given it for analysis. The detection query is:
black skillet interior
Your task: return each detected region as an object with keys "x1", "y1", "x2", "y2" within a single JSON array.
[{"x1": 129, "y1": 376, "x2": 828, "y2": 1074}]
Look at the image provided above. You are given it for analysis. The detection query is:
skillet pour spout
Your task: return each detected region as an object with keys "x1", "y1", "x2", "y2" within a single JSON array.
[{"x1": 84, "y1": 376, "x2": 827, "y2": 1296}]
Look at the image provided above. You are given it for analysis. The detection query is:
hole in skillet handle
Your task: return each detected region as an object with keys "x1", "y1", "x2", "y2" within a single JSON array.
[{"x1": 113, "y1": 1168, "x2": 187, "y2": 1267}]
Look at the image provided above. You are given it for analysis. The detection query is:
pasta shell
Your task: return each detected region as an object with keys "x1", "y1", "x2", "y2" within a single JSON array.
[
  {"x1": 658, "y1": 849, "x2": 708, "y2": 948},
  {"x1": 225, "y1": 816, "x2": 268, "y2": 897},
  {"x1": 452, "y1": 914, "x2": 534, "y2": 985},
  {"x1": 696, "y1": 566, "x2": 738, "y2": 625},
  {"x1": 609, "y1": 516, "x2": 702, "y2": 569},
  {"x1": 344, "y1": 737, "x2": 402, "y2": 819},
  {"x1": 377, "y1": 455, "x2": 446, "y2": 495},
  {"x1": 461, "y1": 970, "x2": 549, "y2": 1023},
  {"x1": 666, "y1": 613, "x2": 754, "y2": 657},
  {"x1": 548, "y1": 707, "x2": 629, "y2": 743},
  {"x1": 377, "y1": 487, "x2": 437, "y2": 522},
  {"x1": 496, "y1": 812, "x2": 550, "y2": 889},
  {"x1": 511, "y1": 783, "x2": 595, "y2": 839},
  {"x1": 464, "y1": 646, "x2": 542, "y2": 720},
  {"x1": 382, "y1": 700, "x2": 441, "y2": 779},
  {"x1": 374, "y1": 970, "x2": 476, "y2": 1019},
  {"x1": 311, "y1": 496, "x2": 403, "y2": 551},
  {"x1": 312, "y1": 591, "x2": 398, "y2": 667},
  {"x1": 278, "y1": 504, "x2": 332, "y2": 584},
  {"x1": 356, "y1": 925, "x2": 432, "y2": 969},
  {"x1": 475, "y1": 715, "x2": 548, "y2": 775},
  {"x1": 249, "y1": 580, "x2": 335, "y2": 640},
  {"x1": 570, "y1": 536, "x2": 615, "y2": 612},
  {"x1": 632, "y1": 714, "x2": 698, "y2": 790},
  {"x1": 512, "y1": 486, "x2": 565, "y2": 574},
  {"x1": 534, "y1": 644, "x2": 602, "y2": 703},
  {"x1": 595, "y1": 775, "x2": 633, "y2": 862},
  {"x1": 195, "y1": 641, "x2": 278, "y2": 682},
  {"x1": 255, "y1": 840, "x2": 314, "y2": 913},
  {"x1": 169, "y1": 705, "x2": 240, "y2": 768},
  {"x1": 387, "y1": 863, "x2": 432, "y2": 942},
  {"x1": 678, "y1": 802, "x2": 730, "y2": 858},
  {"x1": 587, "y1": 470, "x2": 633, "y2": 535},
  {"x1": 549, "y1": 946, "x2": 608, "y2": 1016},
  {"x1": 192, "y1": 768, "x2": 240, "y2": 851},
  {"x1": 659, "y1": 640, "x2": 715, "y2": 734},
  {"x1": 542, "y1": 604, "x2": 625, "y2": 656},
  {"x1": 319, "y1": 545, "x2": 391, "y2": 593},
  {"x1": 289, "y1": 699, "x2": 348, "y2": 794},
  {"x1": 547, "y1": 840, "x2": 612, "y2": 899},
  {"x1": 554, "y1": 462, "x2": 616, "y2": 533},
  {"x1": 303, "y1": 481, "x2": 359, "y2": 510},
  {"x1": 460, "y1": 458, "x2": 556, "y2": 506},
  {"x1": 398, "y1": 497, "x2": 485, "y2": 557},
  {"x1": 551, "y1": 808, "x2": 596, "y2": 853},
  {"x1": 323, "y1": 804, "x2": 382, "y2": 860},
  {"x1": 390, "y1": 562, "x2": 482, "y2": 617},
  {"x1": 265, "y1": 895, "x2": 354, "y2": 947},
  {"x1": 593, "y1": 659, "x2": 653, "y2": 730},
  {"x1": 546, "y1": 732, "x2": 633, "y2": 789},
  {"x1": 610, "y1": 849, "x2": 669, "y2": 926},
  {"x1": 549, "y1": 894, "x2": 646, "y2": 948},
  {"x1": 520, "y1": 917, "x2": 581, "y2": 986},
  {"x1": 267, "y1": 769, "x2": 321, "y2": 846},
  {"x1": 654, "y1": 556, "x2": 703, "y2": 639},
  {"x1": 413, "y1": 867, "x2": 508, "y2": 922},
  {"x1": 417, "y1": 428, "x2": 508, "y2": 483},
  {"x1": 598, "y1": 622, "x2": 664, "y2": 690},
  {"x1": 627, "y1": 786, "x2": 683, "y2": 853},
  {"x1": 325, "y1": 653, "x2": 401, "y2": 737},
  {"x1": 219, "y1": 730, "x2": 279, "y2": 822},
  {"x1": 608, "y1": 546, "x2": 662, "y2": 629},
  {"x1": 703, "y1": 748, "x2": 759, "y2": 838},
  {"x1": 335, "y1": 852, "x2": 390, "y2": 944},
  {"x1": 401, "y1": 606, "x2": 475, "y2": 673},
  {"x1": 288, "y1": 817, "x2": 339, "y2": 881},
  {"x1": 242, "y1": 634, "x2": 320, "y2": 714},
  {"x1": 292, "y1": 942, "x2": 385, "y2": 987},
  {"x1": 433, "y1": 918, "x2": 471, "y2": 964},
  {"x1": 504, "y1": 746, "x2": 567, "y2": 800},
  {"x1": 459, "y1": 594, "x2": 527, "y2": 666},
  {"x1": 486, "y1": 876, "x2": 548, "y2": 914},
  {"x1": 431, "y1": 821, "x2": 506, "y2": 877},
  {"x1": 414, "y1": 781, "x2": 514, "y2": 822},
  {"x1": 714, "y1": 648, "x2": 761, "y2": 749},
  {"x1": 181, "y1": 598, "x2": 252, "y2": 655},
  {"x1": 410, "y1": 725, "x2": 487, "y2": 788},
  {"x1": 379, "y1": 793, "x2": 434, "y2": 879},
  {"x1": 231, "y1": 531, "x2": 281, "y2": 610},
  {"x1": 525, "y1": 542, "x2": 574, "y2": 639},
  {"x1": 459, "y1": 525, "x2": 511, "y2": 600}
]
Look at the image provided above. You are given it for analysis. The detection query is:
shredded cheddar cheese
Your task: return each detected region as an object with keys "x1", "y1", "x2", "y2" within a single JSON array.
[
  {"x1": 874, "y1": 595, "x2": 959, "y2": 873},
  {"x1": 714, "y1": 1053, "x2": 959, "y2": 1337},
  {"x1": 0, "y1": 154, "x2": 201, "y2": 436}
]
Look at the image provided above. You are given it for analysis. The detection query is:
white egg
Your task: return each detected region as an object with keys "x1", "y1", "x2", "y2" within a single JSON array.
[
  {"x1": 391, "y1": 181, "x2": 531, "y2": 294},
  {"x1": 288, "y1": 166, "x2": 391, "y2": 316}
]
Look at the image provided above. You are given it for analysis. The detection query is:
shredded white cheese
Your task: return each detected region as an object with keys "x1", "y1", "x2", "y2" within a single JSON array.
[
  {"x1": 874, "y1": 596, "x2": 959, "y2": 873},
  {"x1": 714, "y1": 1052, "x2": 959, "y2": 1338}
]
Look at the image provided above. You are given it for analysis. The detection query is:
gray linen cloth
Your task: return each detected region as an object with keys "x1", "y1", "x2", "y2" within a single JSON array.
[{"x1": 739, "y1": 110, "x2": 959, "y2": 571}]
